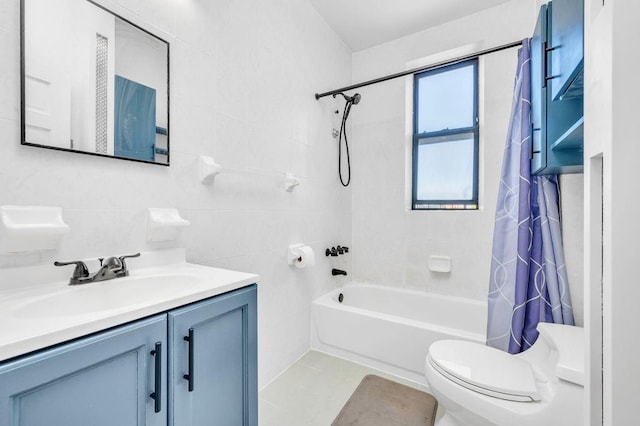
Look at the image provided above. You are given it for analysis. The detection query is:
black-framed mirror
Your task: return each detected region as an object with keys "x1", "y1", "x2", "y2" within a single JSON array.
[{"x1": 20, "y1": 0, "x2": 170, "y2": 165}]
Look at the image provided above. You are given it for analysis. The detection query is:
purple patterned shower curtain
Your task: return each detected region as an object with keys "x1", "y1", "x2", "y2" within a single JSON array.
[{"x1": 486, "y1": 39, "x2": 574, "y2": 354}]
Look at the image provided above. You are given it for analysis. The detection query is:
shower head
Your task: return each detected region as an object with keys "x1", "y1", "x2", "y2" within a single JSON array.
[{"x1": 334, "y1": 92, "x2": 362, "y2": 105}]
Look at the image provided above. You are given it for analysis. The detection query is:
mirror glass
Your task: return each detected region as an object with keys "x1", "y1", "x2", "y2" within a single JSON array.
[{"x1": 21, "y1": 0, "x2": 170, "y2": 165}]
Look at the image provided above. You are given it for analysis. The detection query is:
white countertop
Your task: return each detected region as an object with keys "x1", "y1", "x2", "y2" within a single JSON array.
[{"x1": 0, "y1": 249, "x2": 259, "y2": 362}]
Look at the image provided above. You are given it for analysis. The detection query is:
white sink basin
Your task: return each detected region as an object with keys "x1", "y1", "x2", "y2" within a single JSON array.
[
  {"x1": 0, "y1": 248, "x2": 259, "y2": 362},
  {"x1": 12, "y1": 274, "x2": 203, "y2": 318}
]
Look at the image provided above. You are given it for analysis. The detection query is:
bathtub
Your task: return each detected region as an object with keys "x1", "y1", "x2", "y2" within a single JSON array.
[{"x1": 311, "y1": 282, "x2": 488, "y2": 385}]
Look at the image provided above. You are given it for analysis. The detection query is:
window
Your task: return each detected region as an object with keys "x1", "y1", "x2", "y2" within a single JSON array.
[{"x1": 412, "y1": 59, "x2": 479, "y2": 210}]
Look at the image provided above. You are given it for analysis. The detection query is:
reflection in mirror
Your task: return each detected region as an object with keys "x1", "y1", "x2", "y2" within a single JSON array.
[{"x1": 21, "y1": 0, "x2": 170, "y2": 165}]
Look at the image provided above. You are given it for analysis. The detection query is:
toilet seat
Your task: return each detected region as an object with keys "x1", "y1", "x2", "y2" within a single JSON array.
[{"x1": 428, "y1": 340, "x2": 541, "y2": 402}]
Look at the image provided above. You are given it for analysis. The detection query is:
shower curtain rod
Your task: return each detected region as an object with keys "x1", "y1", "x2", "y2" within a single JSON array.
[{"x1": 314, "y1": 40, "x2": 523, "y2": 100}]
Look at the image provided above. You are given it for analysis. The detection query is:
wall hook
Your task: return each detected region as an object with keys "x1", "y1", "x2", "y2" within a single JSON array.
[
  {"x1": 284, "y1": 172, "x2": 300, "y2": 192},
  {"x1": 199, "y1": 156, "x2": 221, "y2": 185}
]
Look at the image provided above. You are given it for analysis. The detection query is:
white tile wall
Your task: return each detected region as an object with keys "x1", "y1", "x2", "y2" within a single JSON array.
[
  {"x1": 560, "y1": 174, "x2": 584, "y2": 326},
  {"x1": 349, "y1": 0, "x2": 585, "y2": 325},
  {"x1": 0, "y1": 0, "x2": 352, "y2": 387}
]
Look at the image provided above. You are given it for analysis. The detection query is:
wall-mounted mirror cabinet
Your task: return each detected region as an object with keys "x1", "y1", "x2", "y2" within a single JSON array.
[{"x1": 21, "y1": 0, "x2": 170, "y2": 165}]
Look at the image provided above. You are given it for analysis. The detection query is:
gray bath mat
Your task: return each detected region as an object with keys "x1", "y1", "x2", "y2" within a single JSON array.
[{"x1": 332, "y1": 374, "x2": 438, "y2": 426}]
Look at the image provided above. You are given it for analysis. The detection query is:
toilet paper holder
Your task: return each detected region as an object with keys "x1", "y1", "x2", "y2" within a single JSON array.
[
  {"x1": 288, "y1": 244, "x2": 305, "y2": 265},
  {"x1": 288, "y1": 243, "x2": 315, "y2": 268}
]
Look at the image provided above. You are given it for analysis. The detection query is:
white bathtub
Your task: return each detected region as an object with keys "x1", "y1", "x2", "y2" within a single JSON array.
[{"x1": 311, "y1": 282, "x2": 488, "y2": 384}]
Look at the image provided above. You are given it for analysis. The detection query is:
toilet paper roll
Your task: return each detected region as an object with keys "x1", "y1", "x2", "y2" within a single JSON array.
[{"x1": 293, "y1": 246, "x2": 315, "y2": 268}]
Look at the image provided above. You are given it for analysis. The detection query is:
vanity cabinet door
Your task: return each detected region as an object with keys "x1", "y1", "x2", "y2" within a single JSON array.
[
  {"x1": 0, "y1": 315, "x2": 167, "y2": 426},
  {"x1": 168, "y1": 284, "x2": 257, "y2": 426}
]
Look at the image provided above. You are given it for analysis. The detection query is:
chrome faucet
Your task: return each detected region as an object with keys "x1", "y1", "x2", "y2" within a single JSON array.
[{"x1": 55, "y1": 253, "x2": 141, "y2": 285}]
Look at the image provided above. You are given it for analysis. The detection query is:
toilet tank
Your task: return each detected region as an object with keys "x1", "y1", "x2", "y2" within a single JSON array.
[{"x1": 536, "y1": 323, "x2": 585, "y2": 386}]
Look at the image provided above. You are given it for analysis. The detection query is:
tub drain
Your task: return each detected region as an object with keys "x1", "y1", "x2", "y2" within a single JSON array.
[{"x1": 338, "y1": 293, "x2": 344, "y2": 303}]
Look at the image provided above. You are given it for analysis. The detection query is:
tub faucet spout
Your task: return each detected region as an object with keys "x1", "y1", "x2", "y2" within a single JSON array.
[{"x1": 331, "y1": 268, "x2": 347, "y2": 276}]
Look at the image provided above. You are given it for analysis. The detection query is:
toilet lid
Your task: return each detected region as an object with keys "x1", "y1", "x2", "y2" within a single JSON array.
[{"x1": 428, "y1": 340, "x2": 541, "y2": 402}]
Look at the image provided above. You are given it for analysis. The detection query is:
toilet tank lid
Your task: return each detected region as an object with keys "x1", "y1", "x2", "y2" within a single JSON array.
[{"x1": 537, "y1": 323, "x2": 585, "y2": 386}]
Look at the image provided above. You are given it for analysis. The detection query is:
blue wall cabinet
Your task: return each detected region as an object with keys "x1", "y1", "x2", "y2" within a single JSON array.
[
  {"x1": 169, "y1": 285, "x2": 257, "y2": 426},
  {"x1": 531, "y1": 2, "x2": 583, "y2": 175},
  {"x1": 0, "y1": 315, "x2": 168, "y2": 426},
  {"x1": 549, "y1": 0, "x2": 584, "y2": 101}
]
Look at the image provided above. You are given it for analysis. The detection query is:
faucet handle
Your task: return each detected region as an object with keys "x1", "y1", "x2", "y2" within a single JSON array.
[
  {"x1": 118, "y1": 252, "x2": 141, "y2": 273},
  {"x1": 54, "y1": 260, "x2": 90, "y2": 279}
]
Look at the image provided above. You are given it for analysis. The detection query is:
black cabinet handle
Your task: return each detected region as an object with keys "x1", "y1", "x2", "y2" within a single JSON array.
[
  {"x1": 149, "y1": 342, "x2": 162, "y2": 413},
  {"x1": 530, "y1": 125, "x2": 541, "y2": 160},
  {"x1": 183, "y1": 328, "x2": 194, "y2": 392},
  {"x1": 543, "y1": 42, "x2": 560, "y2": 88},
  {"x1": 542, "y1": 40, "x2": 548, "y2": 88}
]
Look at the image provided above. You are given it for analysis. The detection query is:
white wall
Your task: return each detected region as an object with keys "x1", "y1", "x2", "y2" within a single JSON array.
[
  {"x1": 584, "y1": 0, "x2": 640, "y2": 423},
  {"x1": 115, "y1": 18, "x2": 168, "y2": 129},
  {"x1": 0, "y1": 0, "x2": 352, "y2": 388},
  {"x1": 584, "y1": 0, "x2": 609, "y2": 423},
  {"x1": 349, "y1": 0, "x2": 585, "y2": 324},
  {"x1": 561, "y1": 174, "x2": 584, "y2": 327}
]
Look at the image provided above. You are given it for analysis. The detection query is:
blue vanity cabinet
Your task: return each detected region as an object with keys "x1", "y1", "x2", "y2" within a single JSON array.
[
  {"x1": 0, "y1": 315, "x2": 167, "y2": 426},
  {"x1": 549, "y1": 0, "x2": 584, "y2": 101},
  {"x1": 168, "y1": 284, "x2": 257, "y2": 426},
  {"x1": 531, "y1": 2, "x2": 583, "y2": 175}
]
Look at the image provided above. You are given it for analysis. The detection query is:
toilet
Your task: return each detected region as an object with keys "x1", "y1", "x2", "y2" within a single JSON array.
[{"x1": 425, "y1": 322, "x2": 584, "y2": 426}]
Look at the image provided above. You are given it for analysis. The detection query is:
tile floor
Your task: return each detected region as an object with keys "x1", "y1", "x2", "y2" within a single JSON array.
[{"x1": 259, "y1": 350, "x2": 436, "y2": 426}]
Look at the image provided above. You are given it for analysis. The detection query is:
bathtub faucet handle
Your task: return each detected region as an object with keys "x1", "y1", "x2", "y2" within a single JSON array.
[
  {"x1": 325, "y1": 247, "x2": 345, "y2": 256},
  {"x1": 332, "y1": 268, "x2": 347, "y2": 276},
  {"x1": 326, "y1": 247, "x2": 339, "y2": 257}
]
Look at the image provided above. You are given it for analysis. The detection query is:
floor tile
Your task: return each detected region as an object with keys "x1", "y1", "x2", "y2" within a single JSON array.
[{"x1": 259, "y1": 350, "x2": 430, "y2": 425}]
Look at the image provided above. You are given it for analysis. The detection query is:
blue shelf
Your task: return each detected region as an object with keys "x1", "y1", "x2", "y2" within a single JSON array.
[{"x1": 550, "y1": 116, "x2": 583, "y2": 151}]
